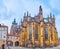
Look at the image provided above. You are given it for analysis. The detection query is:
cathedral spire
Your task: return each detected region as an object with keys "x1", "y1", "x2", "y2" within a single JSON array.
[
  {"x1": 53, "y1": 14, "x2": 55, "y2": 26},
  {"x1": 24, "y1": 12, "x2": 26, "y2": 19},
  {"x1": 47, "y1": 15, "x2": 49, "y2": 19},
  {"x1": 21, "y1": 18, "x2": 22, "y2": 23},
  {"x1": 47, "y1": 15, "x2": 49, "y2": 23},
  {"x1": 39, "y1": 5, "x2": 42, "y2": 12},
  {"x1": 53, "y1": 14, "x2": 55, "y2": 19},
  {"x1": 39, "y1": 5, "x2": 43, "y2": 21},
  {"x1": 27, "y1": 11, "x2": 29, "y2": 16},
  {"x1": 12, "y1": 18, "x2": 17, "y2": 25},
  {"x1": 39, "y1": 5, "x2": 43, "y2": 15},
  {"x1": 50, "y1": 13, "x2": 52, "y2": 18}
]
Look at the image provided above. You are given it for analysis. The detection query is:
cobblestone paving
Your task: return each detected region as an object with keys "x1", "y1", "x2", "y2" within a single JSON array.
[{"x1": 6, "y1": 45, "x2": 60, "y2": 49}]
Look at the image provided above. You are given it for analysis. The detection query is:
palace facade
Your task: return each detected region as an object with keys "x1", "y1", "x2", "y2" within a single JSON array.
[{"x1": 0, "y1": 24, "x2": 8, "y2": 49}]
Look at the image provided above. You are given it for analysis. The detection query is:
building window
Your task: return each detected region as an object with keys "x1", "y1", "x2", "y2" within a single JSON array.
[
  {"x1": 35, "y1": 26, "x2": 38, "y2": 40},
  {"x1": 0, "y1": 28, "x2": 1, "y2": 30},
  {"x1": 3, "y1": 36, "x2": 5, "y2": 38},
  {"x1": 44, "y1": 27, "x2": 48, "y2": 40},
  {"x1": 50, "y1": 27, "x2": 53, "y2": 40},
  {"x1": 29, "y1": 26, "x2": 32, "y2": 40},
  {"x1": 10, "y1": 36, "x2": 12, "y2": 39},
  {"x1": 5, "y1": 28, "x2": 7, "y2": 30},
  {"x1": 8, "y1": 37, "x2": 9, "y2": 39},
  {"x1": 2, "y1": 28, "x2": 5, "y2": 30}
]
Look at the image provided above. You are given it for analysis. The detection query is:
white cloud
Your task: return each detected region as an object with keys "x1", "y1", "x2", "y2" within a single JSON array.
[
  {"x1": 0, "y1": 0, "x2": 52, "y2": 31},
  {"x1": 0, "y1": 0, "x2": 59, "y2": 37}
]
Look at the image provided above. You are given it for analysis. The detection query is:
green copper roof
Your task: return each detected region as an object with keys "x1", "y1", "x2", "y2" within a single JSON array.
[{"x1": 12, "y1": 18, "x2": 17, "y2": 25}]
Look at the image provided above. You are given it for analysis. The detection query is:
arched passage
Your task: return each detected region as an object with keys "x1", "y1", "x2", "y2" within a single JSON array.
[
  {"x1": 15, "y1": 41, "x2": 19, "y2": 46},
  {"x1": 2, "y1": 44, "x2": 5, "y2": 49},
  {"x1": 7, "y1": 41, "x2": 13, "y2": 46}
]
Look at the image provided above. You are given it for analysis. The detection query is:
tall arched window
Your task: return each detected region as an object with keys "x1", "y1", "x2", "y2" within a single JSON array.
[
  {"x1": 50, "y1": 27, "x2": 53, "y2": 40},
  {"x1": 35, "y1": 26, "x2": 38, "y2": 40},
  {"x1": 29, "y1": 26, "x2": 32, "y2": 40},
  {"x1": 44, "y1": 27, "x2": 48, "y2": 40}
]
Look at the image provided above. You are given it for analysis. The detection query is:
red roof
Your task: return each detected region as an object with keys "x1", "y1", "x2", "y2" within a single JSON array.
[{"x1": 7, "y1": 34, "x2": 19, "y2": 37}]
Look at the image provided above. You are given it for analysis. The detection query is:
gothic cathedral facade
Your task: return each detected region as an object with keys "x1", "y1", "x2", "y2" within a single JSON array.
[{"x1": 17, "y1": 6, "x2": 58, "y2": 47}]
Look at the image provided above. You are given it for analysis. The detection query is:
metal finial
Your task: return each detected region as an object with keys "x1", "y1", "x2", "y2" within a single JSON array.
[{"x1": 50, "y1": 13, "x2": 52, "y2": 18}]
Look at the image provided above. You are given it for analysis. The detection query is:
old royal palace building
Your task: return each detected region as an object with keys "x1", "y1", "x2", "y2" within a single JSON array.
[{"x1": 7, "y1": 5, "x2": 58, "y2": 48}]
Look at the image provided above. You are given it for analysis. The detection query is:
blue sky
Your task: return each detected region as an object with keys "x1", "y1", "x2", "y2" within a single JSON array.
[{"x1": 0, "y1": 0, "x2": 60, "y2": 37}]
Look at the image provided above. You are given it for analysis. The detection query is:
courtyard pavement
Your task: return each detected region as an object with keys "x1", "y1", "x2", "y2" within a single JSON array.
[{"x1": 6, "y1": 45, "x2": 60, "y2": 49}]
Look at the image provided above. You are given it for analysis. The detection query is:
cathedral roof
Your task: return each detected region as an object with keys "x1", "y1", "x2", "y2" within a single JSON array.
[{"x1": 7, "y1": 34, "x2": 19, "y2": 37}]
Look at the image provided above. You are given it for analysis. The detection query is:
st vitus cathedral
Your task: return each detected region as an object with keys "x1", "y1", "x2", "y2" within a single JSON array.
[{"x1": 10, "y1": 5, "x2": 58, "y2": 47}]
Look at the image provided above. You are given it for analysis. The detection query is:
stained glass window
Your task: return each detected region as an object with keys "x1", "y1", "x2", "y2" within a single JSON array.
[
  {"x1": 35, "y1": 26, "x2": 38, "y2": 40},
  {"x1": 50, "y1": 27, "x2": 53, "y2": 40},
  {"x1": 29, "y1": 26, "x2": 32, "y2": 40},
  {"x1": 44, "y1": 27, "x2": 48, "y2": 40}
]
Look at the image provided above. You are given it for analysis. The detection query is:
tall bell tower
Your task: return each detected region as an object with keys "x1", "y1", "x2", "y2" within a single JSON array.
[{"x1": 10, "y1": 18, "x2": 18, "y2": 34}]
